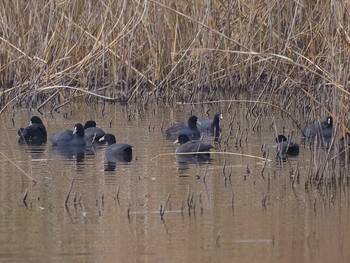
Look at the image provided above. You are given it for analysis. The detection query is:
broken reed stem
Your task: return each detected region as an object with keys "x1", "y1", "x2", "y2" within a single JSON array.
[
  {"x1": 187, "y1": 185, "x2": 191, "y2": 207},
  {"x1": 160, "y1": 193, "x2": 171, "y2": 219},
  {"x1": 23, "y1": 188, "x2": 28, "y2": 207},
  {"x1": 114, "y1": 186, "x2": 120, "y2": 204},
  {"x1": 216, "y1": 230, "x2": 221, "y2": 248},
  {"x1": 222, "y1": 158, "x2": 227, "y2": 177},
  {"x1": 65, "y1": 177, "x2": 76, "y2": 207}
]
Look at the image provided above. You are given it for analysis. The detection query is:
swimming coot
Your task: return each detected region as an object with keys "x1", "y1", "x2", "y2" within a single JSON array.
[
  {"x1": 199, "y1": 113, "x2": 222, "y2": 138},
  {"x1": 99, "y1": 133, "x2": 133, "y2": 162},
  {"x1": 174, "y1": 134, "x2": 213, "y2": 155},
  {"x1": 83, "y1": 120, "x2": 105, "y2": 143},
  {"x1": 50, "y1": 123, "x2": 86, "y2": 147},
  {"x1": 302, "y1": 116, "x2": 333, "y2": 145},
  {"x1": 276, "y1": 134, "x2": 299, "y2": 158},
  {"x1": 18, "y1": 116, "x2": 47, "y2": 143},
  {"x1": 165, "y1": 115, "x2": 201, "y2": 140}
]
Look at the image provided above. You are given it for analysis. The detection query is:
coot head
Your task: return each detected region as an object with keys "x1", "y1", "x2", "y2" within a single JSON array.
[
  {"x1": 213, "y1": 113, "x2": 223, "y2": 124},
  {"x1": 73, "y1": 123, "x2": 84, "y2": 136},
  {"x1": 99, "y1": 133, "x2": 117, "y2": 145},
  {"x1": 30, "y1": 116, "x2": 44, "y2": 125},
  {"x1": 83, "y1": 120, "x2": 97, "y2": 129},
  {"x1": 325, "y1": 116, "x2": 333, "y2": 127},
  {"x1": 188, "y1": 116, "x2": 201, "y2": 129},
  {"x1": 276, "y1": 134, "x2": 288, "y2": 143},
  {"x1": 174, "y1": 134, "x2": 190, "y2": 145}
]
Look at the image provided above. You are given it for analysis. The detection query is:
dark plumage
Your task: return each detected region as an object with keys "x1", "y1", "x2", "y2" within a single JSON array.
[
  {"x1": 165, "y1": 115, "x2": 201, "y2": 140},
  {"x1": 302, "y1": 116, "x2": 333, "y2": 145},
  {"x1": 83, "y1": 120, "x2": 105, "y2": 143},
  {"x1": 18, "y1": 116, "x2": 47, "y2": 143},
  {"x1": 174, "y1": 134, "x2": 213, "y2": 155},
  {"x1": 199, "y1": 113, "x2": 222, "y2": 139},
  {"x1": 50, "y1": 123, "x2": 86, "y2": 147},
  {"x1": 99, "y1": 134, "x2": 133, "y2": 162},
  {"x1": 276, "y1": 135, "x2": 299, "y2": 158}
]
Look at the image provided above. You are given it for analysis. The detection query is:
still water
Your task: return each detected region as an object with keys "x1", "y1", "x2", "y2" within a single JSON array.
[{"x1": 0, "y1": 102, "x2": 349, "y2": 262}]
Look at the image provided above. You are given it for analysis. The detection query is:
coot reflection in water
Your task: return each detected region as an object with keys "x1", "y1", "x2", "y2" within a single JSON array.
[
  {"x1": 104, "y1": 154, "x2": 133, "y2": 171},
  {"x1": 176, "y1": 153, "x2": 212, "y2": 172},
  {"x1": 18, "y1": 143, "x2": 47, "y2": 161},
  {"x1": 50, "y1": 145, "x2": 91, "y2": 163}
]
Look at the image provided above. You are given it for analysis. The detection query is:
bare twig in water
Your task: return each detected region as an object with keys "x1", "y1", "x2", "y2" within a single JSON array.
[
  {"x1": 23, "y1": 189, "x2": 28, "y2": 207},
  {"x1": 127, "y1": 204, "x2": 131, "y2": 221},
  {"x1": 216, "y1": 231, "x2": 221, "y2": 248},
  {"x1": 65, "y1": 177, "x2": 76, "y2": 207},
  {"x1": 160, "y1": 194, "x2": 171, "y2": 220},
  {"x1": 114, "y1": 186, "x2": 120, "y2": 205}
]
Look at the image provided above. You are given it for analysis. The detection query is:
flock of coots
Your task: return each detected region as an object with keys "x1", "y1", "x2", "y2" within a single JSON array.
[
  {"x1": 17, "y1": 113, "x2": 223, "y2": 166},
  {"x1": 17, "y1": 113, "x2": 342, "y2": 166},
  {"x1": 17, "y1": 117, "x2": 133, "y2": 168},
  {"x1": 276, "y1": 115, "x2": 335, "y2": 159}
]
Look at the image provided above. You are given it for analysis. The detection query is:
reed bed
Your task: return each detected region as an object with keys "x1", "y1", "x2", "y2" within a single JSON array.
[{"x1": 1, "y1": 0, "x2": 350, "y2": 184}]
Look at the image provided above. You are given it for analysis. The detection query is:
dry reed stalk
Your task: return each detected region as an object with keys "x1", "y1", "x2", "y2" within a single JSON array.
[
  {"x1": 0, "y1": 0, "x2": 348, "y2": 106},
  {"x1": 65, "y1": 176, "x2": 76, "y2": 207}
]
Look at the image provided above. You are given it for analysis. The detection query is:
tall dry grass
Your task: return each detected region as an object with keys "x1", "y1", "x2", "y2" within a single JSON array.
[{"x1": 0, "y1": 1, "x2": 349, "y2": 119}]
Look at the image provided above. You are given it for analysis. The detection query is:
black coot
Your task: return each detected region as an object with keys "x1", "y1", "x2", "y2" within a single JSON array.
[
  {"x1": 276, "y1": 134, "x2": 299, "y2": 158},
  {"x1": 302, "y1": 116, "x2": 333, "y2": 146},
  {"x1": 83, "y1": 120, "x2": 105, "y2": 143},
  {"x1": 50, "y1": 123, "x2": 86, "y2": 147},
  {"x1": 199, "y1": 113, "x2": 222, "y2": 139},
  {"x1": 99, "y1": 134, "x2": 133, "y2": 162},
  {"x1": 174, "y1": 134, "x2": 213, "y2": 155},
  {"x1": 18, "y1": 116, "x2": 47, "y2": 144},
  {"x1": 165, "y1": 115, "x2": 201, "y2": 140}
]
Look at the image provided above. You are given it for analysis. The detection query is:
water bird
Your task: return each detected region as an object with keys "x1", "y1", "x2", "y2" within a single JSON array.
[
  {"x1": 18, "y1": 116, "x2": 47, "y2": 144},
  {"x1": 276, "y1": 134, "x2": 299, "y2": 158},
  {"x1": 99, "y1": 134, "x2": 133, "y2": 162},
  {"x1": 174, "y1": 134, "x2": 213, "y2": 155},
  {"x1": 198, "y1": 113, "x2": 222, "y2": 138},
  {"x1": 83, "y1": 120, "x2": 105, "y2": 143},
  {"x1": 50, "y1": 123, "x2": 86, "y2": 146},
  {"x1": 302, "y1": 116, "x2": 333, "y2": 146},
  {"x1": 165, "y1": 115, "x2": 201, "y2": 140}
]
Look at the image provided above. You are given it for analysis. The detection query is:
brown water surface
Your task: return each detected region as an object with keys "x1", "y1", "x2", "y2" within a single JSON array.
[{"x1": 0, "y1": 103, "x2": 349, "y2": 263}]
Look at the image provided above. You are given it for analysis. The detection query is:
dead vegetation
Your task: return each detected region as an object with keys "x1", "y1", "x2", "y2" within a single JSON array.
[{"x1": 0, "y1": 1, "x2": 348, "y2": 107}]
